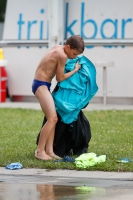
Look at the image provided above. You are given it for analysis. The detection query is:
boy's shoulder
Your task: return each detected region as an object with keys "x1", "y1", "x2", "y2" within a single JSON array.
[
  {"x1": 52, "y1": 45, "x2": 63, "y2": 50},
  {"x1": 54, "y1": 46, "x2": 67, "y2": 57}
]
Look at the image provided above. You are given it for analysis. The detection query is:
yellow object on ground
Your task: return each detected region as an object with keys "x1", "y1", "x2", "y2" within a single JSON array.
[{"x1": 75, "y1": 153, "x2": 106, "y2": 169}]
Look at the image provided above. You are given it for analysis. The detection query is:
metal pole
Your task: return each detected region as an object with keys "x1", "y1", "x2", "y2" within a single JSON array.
[
  {"x1": 0, "y1": 39, "x2": 133, "y2": 47},
  {"x1": 0, "y1": 40, "x2": 49, "y2": 47},
  {"x1": 103, "y1": 66, "x2": 107, "y2": 105}
]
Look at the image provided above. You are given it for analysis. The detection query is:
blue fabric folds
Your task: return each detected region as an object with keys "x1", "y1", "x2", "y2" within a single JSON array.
[
  {"x1": 54, "y1": 156, "x2": 75, "y2": 162},
  {"x1": 6, "y1": 162, "x2": 23, "y2": 170},
  {"x1": 52, "y1": 55, "x2": 98, "y2": 124}
]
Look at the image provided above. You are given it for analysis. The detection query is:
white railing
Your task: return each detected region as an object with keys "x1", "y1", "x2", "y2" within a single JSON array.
[
  {"x1": 84, "y1": 39, "x2": 133, "y2": 46},
  {"x1": 0, "y1": 40, "x2": 49, "y2": 47},
  {"x1": 0, "y1": 39, "x2": 133, "y2": 47}
]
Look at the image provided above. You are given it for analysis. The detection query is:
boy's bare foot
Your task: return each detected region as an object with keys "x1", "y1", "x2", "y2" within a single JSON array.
[
  {"x1": 35, "y1": 150, "x2": 53, "y2": 161},
  {"x1": 48, "y1": 153, "x2": 62, "y2": 160}
]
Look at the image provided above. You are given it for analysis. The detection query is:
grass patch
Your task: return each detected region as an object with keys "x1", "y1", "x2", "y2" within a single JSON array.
[{"x1": 0, "y1": 108, "x2": 133, "y2": 171}]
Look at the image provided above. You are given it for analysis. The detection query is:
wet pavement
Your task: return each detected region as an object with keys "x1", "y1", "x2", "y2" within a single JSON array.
[{"x1": 0, "y1": 169, "x2": 133, "y2": 200}]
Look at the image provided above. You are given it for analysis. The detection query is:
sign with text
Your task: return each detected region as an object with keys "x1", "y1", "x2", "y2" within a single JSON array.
[{"x1": 3, "y1": 0, "x2": 133, "y2": 100}]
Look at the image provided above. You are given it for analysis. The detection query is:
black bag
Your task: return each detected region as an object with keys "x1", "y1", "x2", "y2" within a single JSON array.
[{"x1": 36, "y1": 110, "x2": 91, "y2": 157}]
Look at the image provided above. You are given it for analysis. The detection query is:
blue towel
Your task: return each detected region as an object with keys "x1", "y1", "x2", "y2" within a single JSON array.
[
  {"x1": 117, "y1": 158, "x2": 132, "y2": 163},
  {"x1": 52, "y1": 55, "x2": 98, "y2": 124},
  {"x1": 6, "y1": 162, "x2": 23, "y2": 170},
  {"x1": 54, "y1": 156, "x2": 75, "y2": 162}
]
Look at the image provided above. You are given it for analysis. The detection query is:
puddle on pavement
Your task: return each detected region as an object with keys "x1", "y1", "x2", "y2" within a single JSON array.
[
  {"x1": 0, "y1": 179, "x2": 133, "y2": 200},
  {"x1": 0, "y1": 183, "x2": 106, "y2": 200}
]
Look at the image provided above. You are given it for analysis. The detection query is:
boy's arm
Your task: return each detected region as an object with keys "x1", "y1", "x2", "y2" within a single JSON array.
[{"x1": 56, "y1": 59, "x2": 80, "y2": 82}]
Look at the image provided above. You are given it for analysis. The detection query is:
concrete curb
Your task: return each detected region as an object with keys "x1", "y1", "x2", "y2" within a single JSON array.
[{"x1": 0, "y1": 167, "x2": 133, "y2": 180}]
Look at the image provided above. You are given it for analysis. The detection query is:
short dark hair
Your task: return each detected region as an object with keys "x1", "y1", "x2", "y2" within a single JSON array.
[{"x1": 65, "y1": 35, "x2": 85, "y2": 53}]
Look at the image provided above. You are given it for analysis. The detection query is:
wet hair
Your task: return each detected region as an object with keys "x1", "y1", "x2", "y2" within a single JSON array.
[{"x1": 65, "y1": 35, "x2": 85, "y2": 53}]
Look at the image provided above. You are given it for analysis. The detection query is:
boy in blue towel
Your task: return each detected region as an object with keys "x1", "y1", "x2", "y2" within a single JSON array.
[{"x1": 32, "y1": 35, "x2": 85, "y2": 161}]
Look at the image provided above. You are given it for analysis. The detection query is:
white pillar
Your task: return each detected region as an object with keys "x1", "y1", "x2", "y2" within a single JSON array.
[
  {"x1": 48, "y1": 0, "x2": 64, "y2": 48},
  {"x1": 57, "y1": 0, "x2": 64, "y2": 45},
  {"x1": 48, "y1": 0, "x2": 64, "y2": 91}
]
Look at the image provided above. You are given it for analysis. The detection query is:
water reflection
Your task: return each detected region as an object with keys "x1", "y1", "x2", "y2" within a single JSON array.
[
  {"x1": 37, "y1": 185, "x2": 55, "y2": 200},
  {"x1": 1, "y1": 181, "x2": 133, "y2": 200},
  {"x1": 1, "y1": 175, "x2": 133, "y2": 200},
  {"x1": 36, "y1": 184, "x2": 105, "y2": 200},
  {"x1": 0, "y1": 182, "x2": 105, "y2": 200}
]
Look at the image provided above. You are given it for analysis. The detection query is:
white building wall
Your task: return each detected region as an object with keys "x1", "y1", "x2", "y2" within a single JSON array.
[{"x1": 2, "y1": 0, "x2": 133, "y2": 104}]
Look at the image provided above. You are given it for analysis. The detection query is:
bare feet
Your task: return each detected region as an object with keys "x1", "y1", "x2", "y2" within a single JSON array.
[
  {"x1": 47, "y1": 153, "x2": 62, "y2": 160},
  {"x1": 35, "y1": 150, "x2": 53, "y2": 161}
]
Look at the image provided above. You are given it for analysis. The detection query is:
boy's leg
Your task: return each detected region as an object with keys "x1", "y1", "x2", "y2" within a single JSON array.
[
  {"x1": 35, "y1": 85, "x2": 58, "y2": 160},
  {"x1": 45, "y1": 126, "x2": 61, "y2": 159}
]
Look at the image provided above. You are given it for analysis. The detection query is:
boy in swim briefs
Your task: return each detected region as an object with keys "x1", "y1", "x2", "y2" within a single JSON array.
[{"x1": 32, "y1": 35, "x2": 85, "y2": 160}]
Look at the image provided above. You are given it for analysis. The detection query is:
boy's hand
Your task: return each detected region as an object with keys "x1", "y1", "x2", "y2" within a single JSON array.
[{"x1": 75, "y1": 62, "x2": 81, "y2": 72}]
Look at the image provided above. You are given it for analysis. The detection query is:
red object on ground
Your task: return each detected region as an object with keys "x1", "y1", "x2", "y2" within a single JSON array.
[{"x1": 0, "y1": 66, "x2": 7, "y2": 102}]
